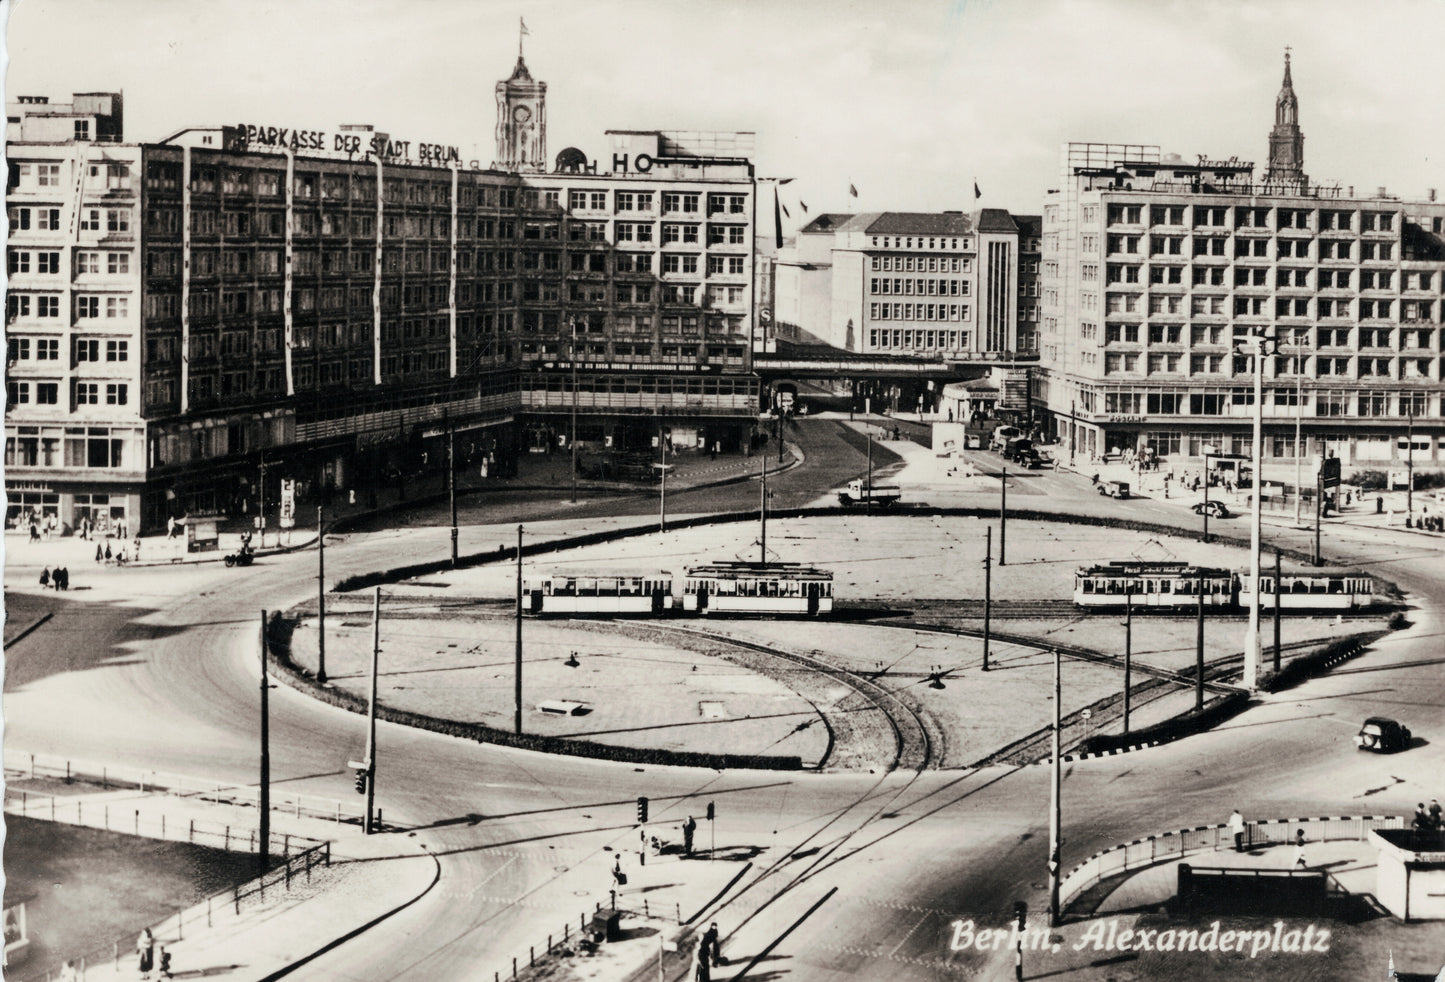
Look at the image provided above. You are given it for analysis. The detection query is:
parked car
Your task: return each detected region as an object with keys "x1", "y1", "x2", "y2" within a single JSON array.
[
  {"x1": 1355, "y1": 717, "x2": 1411, "y2": 753},
  {"x1": 1192, "y1": 500, "x2": 1231, "y2": 518},
  {"x1": 1098, "y1": 480, "x2": 1131, "y2": 499}
]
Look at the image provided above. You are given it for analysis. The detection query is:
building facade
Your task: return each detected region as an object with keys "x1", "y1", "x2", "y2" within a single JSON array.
[
  {"x1": 1038, "y1": 58, "x2": 1445, "y2": 473},
  {"x1": 776, "y1": 208, "x2": 1029, "y2": 362},
  {"x1": 5, "y1": 61, "x2": 761, "y2": 534}
]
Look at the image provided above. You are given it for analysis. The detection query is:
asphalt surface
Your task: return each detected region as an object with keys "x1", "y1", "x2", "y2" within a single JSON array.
[{"x1": 5, "y1": 415, "x2": 1443, "y2": 981}]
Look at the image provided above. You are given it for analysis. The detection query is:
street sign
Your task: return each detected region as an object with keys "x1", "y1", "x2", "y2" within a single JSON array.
[
  {"x1": 280, "y1": 479, "x2": 296, "y2": 528},
  {"x1": 1318, "y1": 456, "x2": 1341, "y2": 490}
]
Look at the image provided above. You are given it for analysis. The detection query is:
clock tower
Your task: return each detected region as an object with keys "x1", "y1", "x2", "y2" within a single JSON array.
[{"x1": 495, "y1": 33, "x2": 546, "y2": 173}]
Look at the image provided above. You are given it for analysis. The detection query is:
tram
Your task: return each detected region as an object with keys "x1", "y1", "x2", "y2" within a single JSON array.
[
  {"x1": 1073, "y1": 561, "x2": 1374, "y2": 611},
  {"x1": 521, "y1": 570, "x2": 675, "y2": 615},
  {"x1": 681, "y1": 562, "x2": 834, "y2": 615},
  {"x1": 1242, "y1": 567, "x2": 1375, "y2": 611},
  {"x1": 1073, "y1": 562, "x2": 1237, "y2": 608}
]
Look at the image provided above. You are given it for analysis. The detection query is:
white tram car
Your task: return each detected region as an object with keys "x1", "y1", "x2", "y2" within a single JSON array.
[
  {"x1": 521, "y1": 571, "x2": 675, "y2": 615},
  {"x1": 1074, "y1": 561, "x2": 1374, "y2": 611},
  {"x1": 681, "y1": 562, "x2": 834, "y2": 615}
]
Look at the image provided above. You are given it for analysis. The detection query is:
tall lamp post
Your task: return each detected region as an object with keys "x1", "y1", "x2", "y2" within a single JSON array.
[
  {"x1": 1236, "y1": 326, "x2": 1278, "y2": 693},
  {"x1": 1291, "y1": 329, "x2": 1306, "y2": 527},
  {"x1": 570, "y1": 317, "x2": 579, "y2": 504}
]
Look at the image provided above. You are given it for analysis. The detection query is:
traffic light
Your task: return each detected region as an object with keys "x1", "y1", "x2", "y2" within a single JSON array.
[
  {"x1": 1013, "y1": 901, "x2": 1027, "y2": 930},
  {"x1": 636, "y1": 796, "x2": 649, "y2": 823},
  {"x1": 354, "y1": 768, "x2": 368, "y2": 795},
  {"x1": 705, "y1": 801, "x2": 715, "y2": 822}
]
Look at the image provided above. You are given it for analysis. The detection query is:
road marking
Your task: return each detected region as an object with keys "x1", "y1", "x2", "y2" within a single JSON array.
[{"x1": 888, "y1": 909, "x2": 933, "y2": 958}]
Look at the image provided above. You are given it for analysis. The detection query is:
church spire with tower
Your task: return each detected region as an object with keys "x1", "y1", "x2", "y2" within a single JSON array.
[
  {"x1": 495, "y1": 18, "x2": 547, "y2": 172},
  {"x1": 1263, "y1": 48, "x2": 1307, "y2": 191}
]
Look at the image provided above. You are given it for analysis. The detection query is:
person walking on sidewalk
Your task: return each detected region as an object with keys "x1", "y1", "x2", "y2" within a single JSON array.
[
  {"x1": 682, "y1": 815, "x2": 697, "y2": 857},
  {"x1": 1228, "y1": 809, "x2": 1246, "y2": 852},
  {"x1": 1413, "y1": 803, "x2": 1432, "y2": 831},
  {"x1": 701, "y1": 921, "x2": 723, "y2": 967},
  {"x1": 137, "y1": 927, "x2": 155, "y2": 979},
  {"x1": 1430, "y1": 799, "x2": 1443, "y2": 830}
]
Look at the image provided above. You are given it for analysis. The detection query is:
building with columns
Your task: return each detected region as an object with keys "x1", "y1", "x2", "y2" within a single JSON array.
[{"x1": 1037, "y1": 54, "x2": 1445, "y2": 476}]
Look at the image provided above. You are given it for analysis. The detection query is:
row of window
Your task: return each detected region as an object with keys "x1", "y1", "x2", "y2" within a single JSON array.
[
  {"x1": 1102, "y1": 390, "x2": 1434, "y2": 419},
  {"x1": 157, "y1": 164, "x2": 520, "y2": 209},
  {"x1": 868, "y1": 302, "x2": 972, "y2": 322},
  {"x1": 869, "y1": 255, "x2": 971, "y2": 273},
  {"x1": 869, "y1": 329, "x2": 971, "y2": 350},
  {"x1": 9, "y1": 249, "x2": 132, "y2": 276},
  {"x1": 1105, "y1": 203, "x2": 1398, "y2": 232},
  {"x1": 1103, "y1": 264, "x2": 1419, "y2": 288},
  {"x1": 563, "y1": 189, "x2": 747, "y2": 216},
  {"x1": 1107, "y1": 235, "x2": 1398, "y2": 261},
  {"x1": 9, "y1": 337, "x2": 129, "y2": 362},
  {"x1": 5, "y1": 427, "x2": 129, "y2": 469},
  {"x1": 867, "y1": 235, "x2": 969, "y2": 251},
  {"x1": 7, "y1": 380, "x2": 129, "y2": 407},
  {"x1": 7, "y1": 295, "x2": 129, "y2": 320},
  {"x1": 869, "y1": 278, "x2": 970, "y2": 297},
  {"x1": 1099, "y1": 324, "x2": 1441, "y2": 349},
  {"x1": 1101, "y1": 353, "x2": 1438, "y2": 381}
]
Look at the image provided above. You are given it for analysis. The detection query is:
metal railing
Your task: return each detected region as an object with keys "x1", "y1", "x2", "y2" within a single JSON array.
[{"x1": 5, "y1": 752, "x2": 364, "y2": 826}]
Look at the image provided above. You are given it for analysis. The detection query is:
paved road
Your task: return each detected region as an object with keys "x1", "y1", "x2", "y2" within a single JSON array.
[{"x1": 6, "y1": 416, "x2": 1443, "y2": 981}]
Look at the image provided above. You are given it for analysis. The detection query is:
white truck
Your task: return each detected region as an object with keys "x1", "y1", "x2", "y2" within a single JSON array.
[{"x1": 837, "y1": 479, "x2": 902, "y2": 508}]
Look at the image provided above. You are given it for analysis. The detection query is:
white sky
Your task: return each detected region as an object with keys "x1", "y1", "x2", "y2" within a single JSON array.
[{"x1": 5, "y1": 0, "x2": 1443, "y2": 230}]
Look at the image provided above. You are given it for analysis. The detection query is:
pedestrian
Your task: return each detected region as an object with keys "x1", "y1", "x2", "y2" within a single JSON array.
[
  {"x1": 137, "y1": 927, "x2": 155, "y2": 979},
  {"x1": 1291, "y1": 829, "x2": 1308, "y2": 869},
  {"x1": 1228, "y1": 809, "x2": 1246, "y2": 852},
  {"x1": 157, "y1": 945, "x2": 172, "y2": 980},
  {"x1": 682, "y1": 815, "x2": 697, "y2": 857},
  {"x1": 612, "y1": 856, "x2": 626, "y2": 888},
  {"x1": 1413, "y1": 803, "x2": 1432, "y2": 831},
  {"x1": 166, "y1": 515, "x2": 176, "y2": 539},
  {"x1": 57, "y1": 567, "x2": 69, "y2": 591},
  {"x1": 134, "y1": 536, "x2": 142, "y2": 562},
  {"x1": 1430, "y1": 799, "x2": 1443, "y2": 829},
  {"x1": 58, "y1": 960, "x2": 79, "y2": 982},
  {"x1": 690, "y1": 940, "x2": 711, "y2": 982},
  {"x1": 29, "y1": 519, "x2": 40, "y2": 543},
  {"x1": 96, "y1": 543, "x2": 105, "y2": 563},
  {"x1": 39, "y1": 566, "x2": 51, "y2": 589},
  {"x1": 104, "y1": 541, "x2": 113, "y2": 561},
  {"x1": 702, "y1": 921, "x2": 722, "y2": 967}
]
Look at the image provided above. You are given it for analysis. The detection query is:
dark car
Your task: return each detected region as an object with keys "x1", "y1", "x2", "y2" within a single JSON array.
[
  {"x1": 1355, "y1": 717, "x2": 1411, "y2": 753},
  {"x1": 1192, "y1": 500, "x2": 1231, "y2": 518}
]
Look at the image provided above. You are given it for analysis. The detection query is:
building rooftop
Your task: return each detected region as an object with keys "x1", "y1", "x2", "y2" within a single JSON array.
[
  {"x1": 974, "y1": 208, "x2": 1018, "y2": 234},
  {"x1": 864, "y1": 212, "x2": 973, "y2": 235},
  {"x1": 797, "y1": 213, "x2": 855, "y2": 234}
]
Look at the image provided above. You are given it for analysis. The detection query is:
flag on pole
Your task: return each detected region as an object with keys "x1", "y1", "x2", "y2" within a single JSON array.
[
  {"x1": 520, "y1": 17, "x2": 530, "y2": 35},
  {"x1": 799, "y1": 200, "x2": 809, "y2": 213},
  {"x1": 849, "y1": 183, "x2": 859, "y2": 198},
  {"x1": 774, "y1": 187, "x2": 784, "y2": 250},
  {"x1": 780, "y1": 203, "x2": 790, "y2": 218},
  {"x1": 974, "y1": 180, "x2": 982, "y2": 200}
]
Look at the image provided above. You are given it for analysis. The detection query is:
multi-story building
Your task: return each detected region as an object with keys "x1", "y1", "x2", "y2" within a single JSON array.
[
  {"x1": 1038, "y1": 55, "x2": 1445, "y2": 473},
  {"x1": 1014, "y1": 214, "x2": 1042, "y2": 354},
  {"x1": 776, "y1": 208, "x2": 1029, "y2": 361},
  {"x1": 5, "y1": 56, "x2": 761, "y2": 534}
]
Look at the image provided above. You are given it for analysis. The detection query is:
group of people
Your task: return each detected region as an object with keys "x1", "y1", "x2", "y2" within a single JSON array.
[
  {"x1": 690, "y1": 922, "x2": 723, "y2": 981},
  {"x1": 1412, "y1": 798, "x2": 1443, "y2": 831},
  {"x1": 24, "y1": 511, "x2": 59, "y2": 542},
  {"x1": 135, "y1": 928, "x2": 172, "y2": 979},
  {"x1": 1229, "y1": 809, "x2": 1311, "y2": 868},
  {"x1": 38, "y1": 566, "x2": 71, "y2": 590},
  {"x1": 95, "y1": 537, "x2": 142, "y2": 565}
]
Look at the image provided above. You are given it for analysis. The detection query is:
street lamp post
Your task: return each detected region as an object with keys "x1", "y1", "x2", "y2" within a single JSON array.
[
  {"x1": 1406, "y1": 403, "x2": 1415, "y2": 525},
  {"x1": 1292, "y1": 330, "x2": 1305, "y2": 527},
  {"x1": 1236, "y1": 327, "x2": 1277, "y2": 693},
  {"x1": 570, "y1": 317, "x2": 579, "y2": 504}
]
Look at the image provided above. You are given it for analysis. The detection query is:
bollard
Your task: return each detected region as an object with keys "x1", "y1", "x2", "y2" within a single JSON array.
[
  {"x1": 530, "y1": 945, "x2": 534, "y2": 966},
  {"x1": 190, "y1": 819, "x2": 195, "y2": 843},
  {"x1": 235, "y1": 885, "x2": 240, "y2": 915},
  {"x1": 114, "y1": 940, "x2": 119, "y2": 968},
  {"x1": 512, "y1": 956, "x2": 517, "y2": 979},
  {"x1": 548, "y1": 934, "x2": 552, "y2": 953},
  {"x1": 676, "y1": 902, "x2": 681, "y2": 924},
  {"x1": 29, "y1": 753, "x2": 35, "y2": 779},
  {"x1": 103, "y1": 805, "x2": 109, "y2": 831},
  {"x1": 135, "y1": 809, "x2": 139, "y2": 835},
  {"x1": 103, "y1": 766, "x2": 108, "y2": 789},
  {"x1": 284, "y1": 833, "x2": 291, "y2": 857},
  {"x1": 66, "y1": 760, "x2": 71, "y2": 784},
  {"x1": 208, "y1": 896, "x2": 213, "y2": 928},
  {"x1": 161, "y1": 814, "x2": 166, "y2": 839},
  {"x1": 78, "y1": 801, "x2": 83, "y2": 824},
  {"x1": 644, "y1": 899, "x2": 649, "y2": 918},
  {"x1": 225, "y1": 825, "x2": 230, "y2": 850},
  {"x1": 20, "y1": 791, "x2": 25, "y2": 816},
  {"x1": 564, "y1": 922, "x2": 569, "y2": 942}
]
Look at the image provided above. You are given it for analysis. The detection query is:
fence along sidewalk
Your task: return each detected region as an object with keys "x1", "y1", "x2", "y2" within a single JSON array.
[{"x1": 6, "y1": 750, "x2": 365, "y2": 825}]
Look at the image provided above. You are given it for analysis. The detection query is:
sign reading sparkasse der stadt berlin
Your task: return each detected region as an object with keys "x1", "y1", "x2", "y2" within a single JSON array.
[{"x1": 226, "y1": 124, "x2": 462, "y2": 165}]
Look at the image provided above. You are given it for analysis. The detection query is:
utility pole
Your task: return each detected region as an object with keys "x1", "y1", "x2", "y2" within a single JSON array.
[
  {"x1": 570, "y1": 317, "x2": 579, "y2": 504},
  {"x1": 515, "y1": 524, "x2": 523, "y2": 735},
  {"x1": 1047, "y1": 648, "x2": 1062, "y2": 927},
  {"x1": 1069, "y1": 399, "x2": 1076, "y2": 468},
  {"x1": 1241, "y1": 329, "x2": 1269, "y2": 693},
  {"x1": 759, "y1": 451, "x2": 768, "y2": 565},
  {"x1": 1406, "y1": 404, "x2": 1415, "y2": 525},
  {"x1": 1123, "y1": 580, "x2": 1133, "y2": 734},
  {"x1": 1195, "y1": 567, "x2": 1204, "y2": 711},
  {"x1": 257, "y1": 454, "x2": 268, "y2": 550},
  {"x1": 449, "y1": 421, "x2": 458, "y2": 568},
  {"x1": 999, "y1": 466, "x2": 1008, "y2": 566},
  {"x1": 259, "y1": 609, "x2": 270, "y2": 868},
  {"x1": 1313, "y1": 470, "x2": 1323, "y2": 567},
  {"x1": 316, "y1": 506, "x2": 327, "y2": 684},
  {"x1": 363, "y1": 588, "x2": 379, "y2": 835},
  {"x1": 777, "y1": 410, "x2": 783, "y2": 463},
  {"x1": 1273, "y1": 548, "x2": 1282, "y2": 674},
  {"x1": 982, "y1": 526, "x2": 992, "y2": 672},
  {"x1": 1202, "y1": 452, "x2": 1211, "y2": 544},
  {"x1": 865, "y1": 430, "x2": 873, "y2": 516},
  {"x1": 1293, "y1": 341, "x2": 1304, "y2": 527},
  {"x1": 658, "y1": 413, "x2": 667, "y2": 533}
]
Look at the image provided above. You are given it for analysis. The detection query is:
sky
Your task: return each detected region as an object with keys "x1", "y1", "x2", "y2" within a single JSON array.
[{"x1": 5, "y1": 0, "x2": 1444, "y2": 233}]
